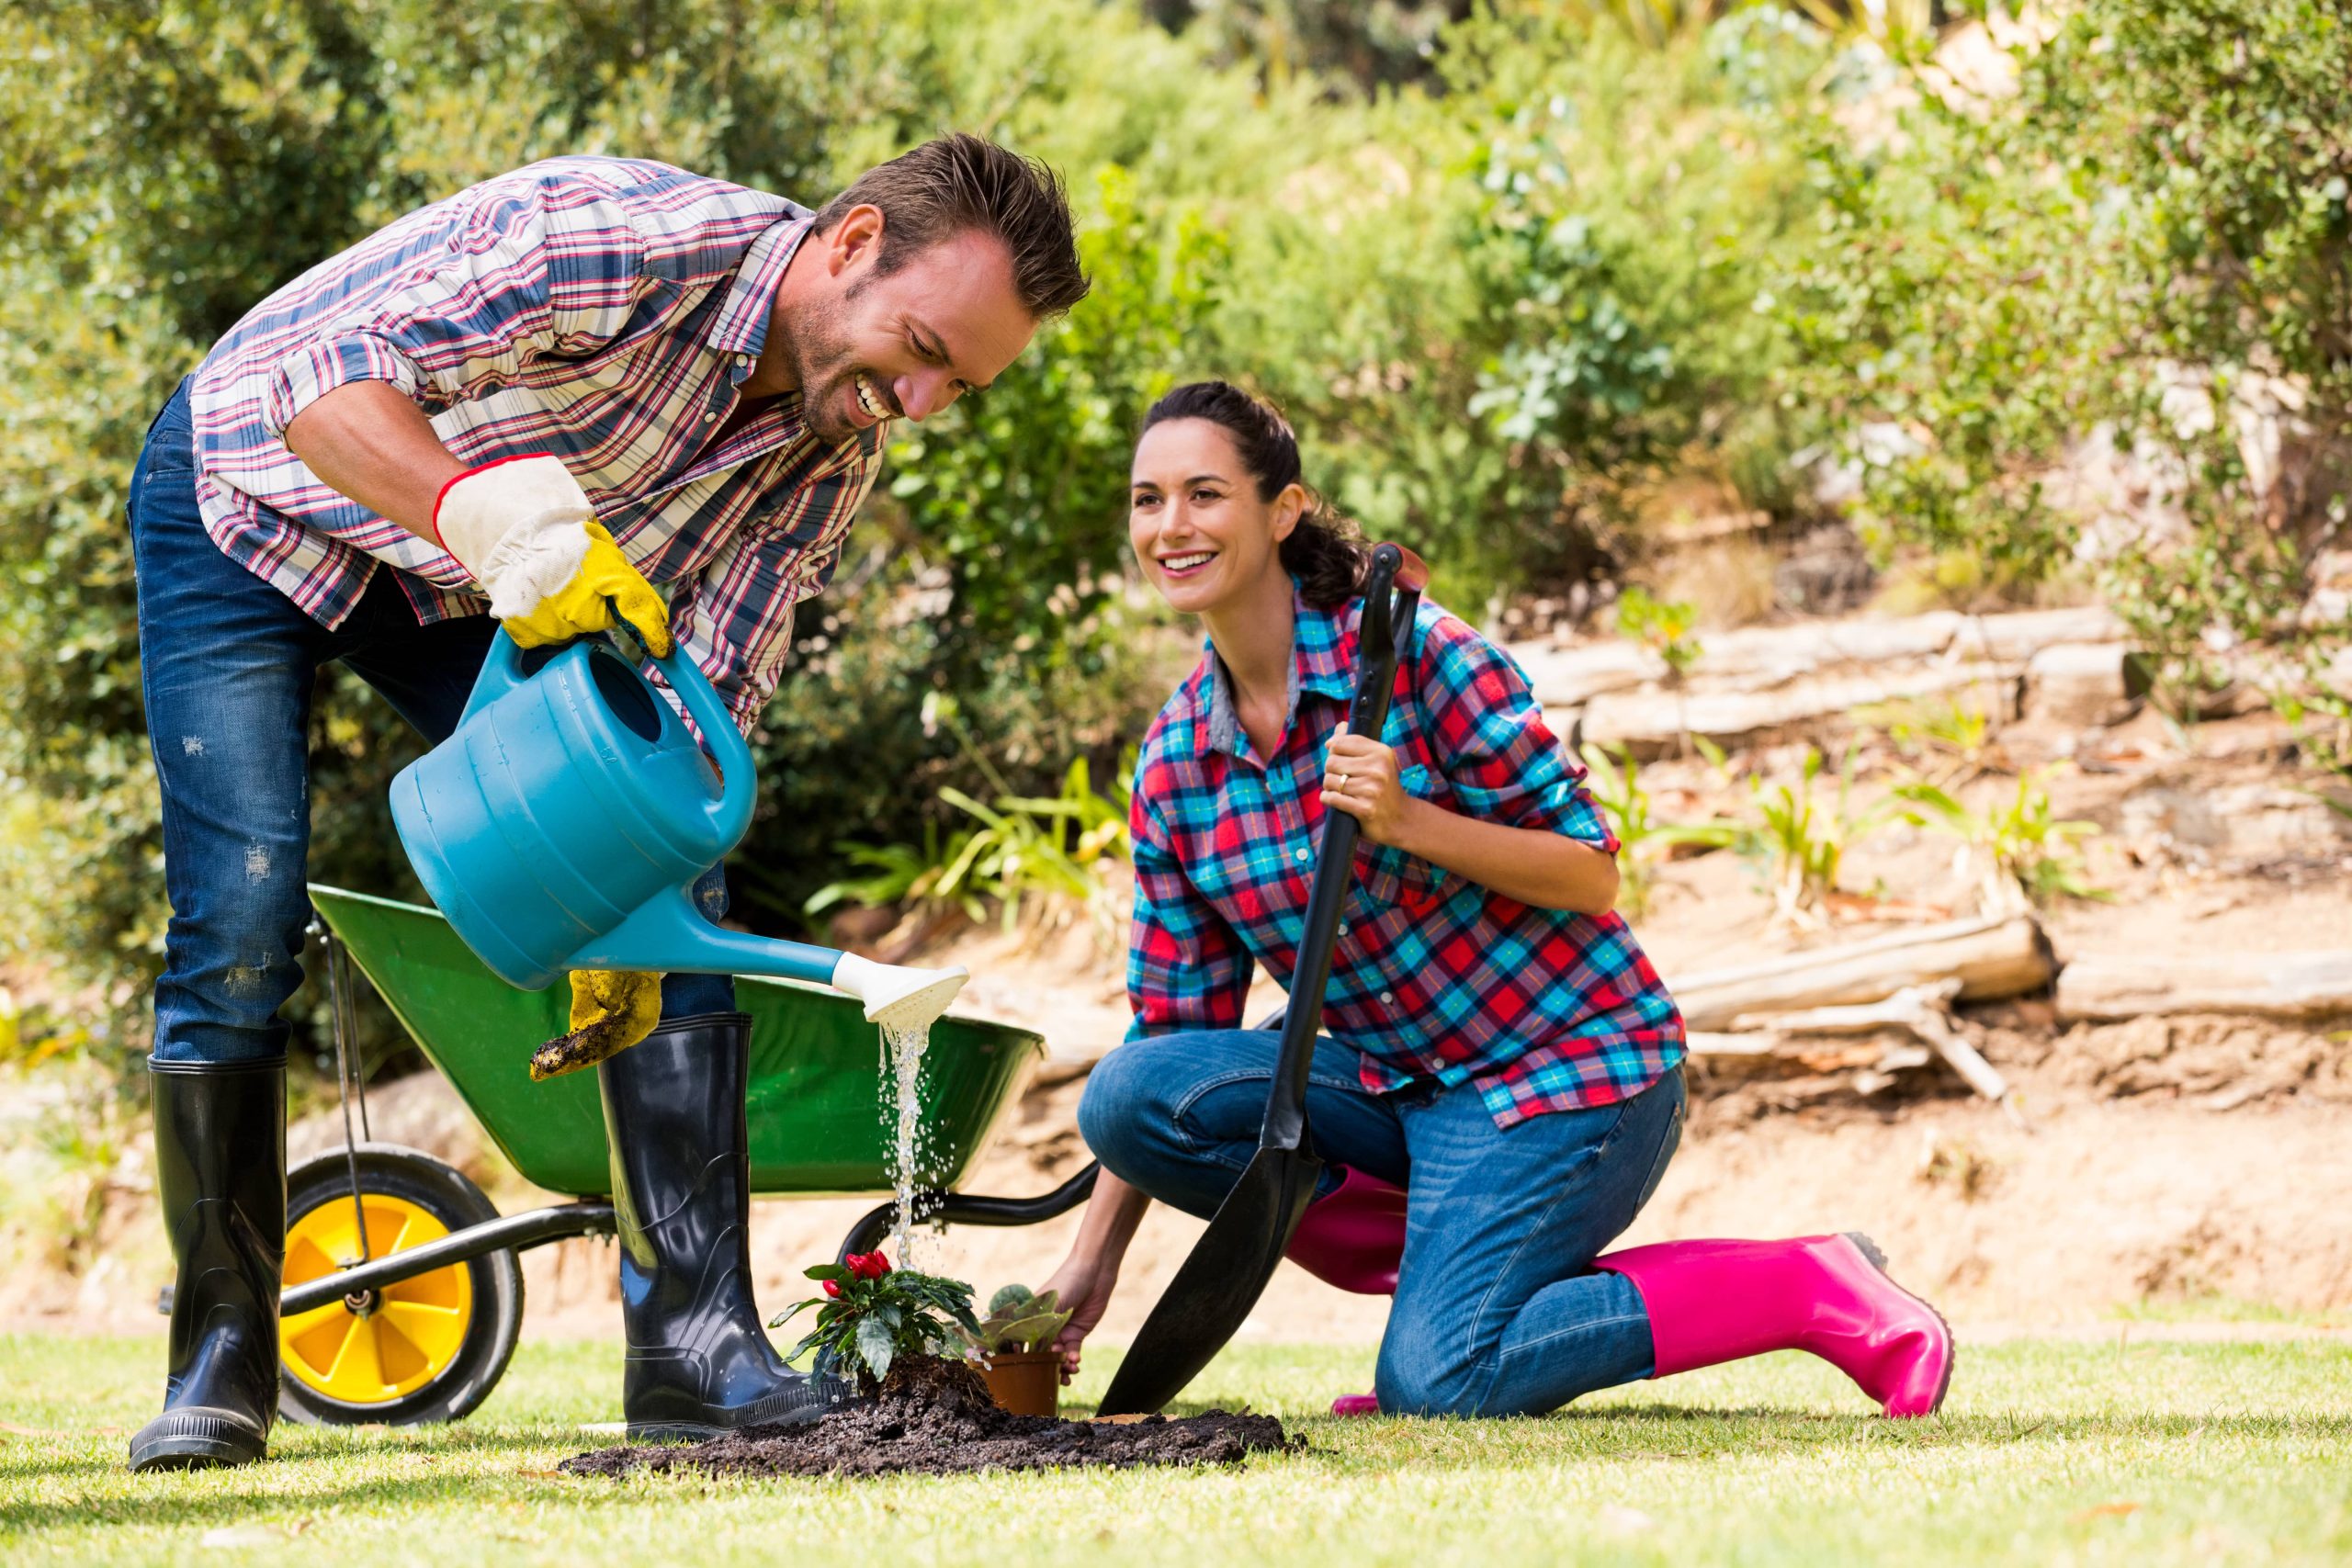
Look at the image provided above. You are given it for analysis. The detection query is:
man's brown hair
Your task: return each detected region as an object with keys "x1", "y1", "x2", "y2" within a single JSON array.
[{"x1": 815, "y1": 132, "x2": 1090, "y2": 319}]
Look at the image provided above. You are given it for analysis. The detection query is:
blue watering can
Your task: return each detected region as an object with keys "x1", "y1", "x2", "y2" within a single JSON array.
[{"x1": 390, "y1": 631, "x2": 966, "y2": 1024}]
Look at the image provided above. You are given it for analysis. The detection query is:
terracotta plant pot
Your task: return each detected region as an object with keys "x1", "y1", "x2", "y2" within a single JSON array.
[{"x1": 973, "y1": 1349, "x2": 1060, "y2": 1417}]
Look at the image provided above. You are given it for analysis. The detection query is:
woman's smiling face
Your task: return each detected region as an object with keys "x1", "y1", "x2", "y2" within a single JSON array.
[{"x1": 1128, "y1": 417, "x2": 1303, "y2": 615}]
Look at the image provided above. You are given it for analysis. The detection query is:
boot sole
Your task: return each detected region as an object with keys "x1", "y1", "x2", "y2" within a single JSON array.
[
  {"x1": 1842, "y1": 1232, "x2": 1956, "y2": 1417},
  {"x1": 129, "y1": 1412, "x2": 266, "y2": 1472},
  {"x1": 624, "y1": 1403, "x2": 826, "y2": 1444}
]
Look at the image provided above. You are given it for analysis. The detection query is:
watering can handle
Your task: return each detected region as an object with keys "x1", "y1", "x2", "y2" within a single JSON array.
[
  {"x1": 458, "y1": 631, "x2": 533, "y2": 728},
  {"x1": 458, "y1": 630, "x2": 756, "y2": 855},
  {"x1": 650, "y1": 640, "x2": 757, "y2": 854}
]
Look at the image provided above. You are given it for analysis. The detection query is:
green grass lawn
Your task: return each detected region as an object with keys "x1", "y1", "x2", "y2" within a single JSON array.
[{"x1": 3, "y1": 1333, "x2": 2346, "y2": 1566}]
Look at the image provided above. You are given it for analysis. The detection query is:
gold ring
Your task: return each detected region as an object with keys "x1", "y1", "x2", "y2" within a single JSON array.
[{"x1": 1333, "y1": 772, "x2": 1350, "y2": 789}]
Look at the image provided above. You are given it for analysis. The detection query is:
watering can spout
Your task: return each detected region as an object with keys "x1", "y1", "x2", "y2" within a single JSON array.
[{"x1": 830, "y1": 953, "x2": 971, "y2": 1028}]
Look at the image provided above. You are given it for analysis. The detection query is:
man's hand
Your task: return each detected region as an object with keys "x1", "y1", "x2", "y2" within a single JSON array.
[
  {"x1": 435, "y1": 457, "x2": 673, "y2": 656},
  {"x1": 528, "y1": 969, "x2": 662, "y2": 1080}
]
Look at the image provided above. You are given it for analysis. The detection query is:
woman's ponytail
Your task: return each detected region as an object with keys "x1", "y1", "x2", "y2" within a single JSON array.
[{"x1": 1140, "y1": 381, "x2": 1369, "y2": 608}]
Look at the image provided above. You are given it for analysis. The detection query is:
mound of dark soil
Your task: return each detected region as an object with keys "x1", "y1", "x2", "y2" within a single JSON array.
[{"x1": 559, "y1": 1357, "x2": 1298, "y2": 1481}]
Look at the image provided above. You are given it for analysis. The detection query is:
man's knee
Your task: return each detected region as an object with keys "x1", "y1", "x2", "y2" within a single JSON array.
[{"x1": 162, "y1": 883, "x2": 310, "y2": 1010}]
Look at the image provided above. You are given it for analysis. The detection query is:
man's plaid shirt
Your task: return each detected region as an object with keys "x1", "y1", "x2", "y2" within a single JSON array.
[
  {"x1": 188, "y1": 156, "x2": 886, "y2": 735},
  {"x1": 1126, "y1": 588, "x2": 1686, "y2": 1127}
]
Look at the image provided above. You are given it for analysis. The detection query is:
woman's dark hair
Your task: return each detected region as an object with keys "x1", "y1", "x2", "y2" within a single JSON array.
[{"x1": 1139, "y1": 381, "x2": 1370, "y2": 607}]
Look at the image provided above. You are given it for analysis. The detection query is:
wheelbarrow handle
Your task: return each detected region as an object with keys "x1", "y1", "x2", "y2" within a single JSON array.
[{"x1": 1261, "y1": 543, "x2": 1419, "y2": 1154}]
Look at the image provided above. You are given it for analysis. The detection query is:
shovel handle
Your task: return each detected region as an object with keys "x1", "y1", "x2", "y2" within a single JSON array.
[{"x1": 1261, "y1": 544, "x2": 1421, "y2": 1152}]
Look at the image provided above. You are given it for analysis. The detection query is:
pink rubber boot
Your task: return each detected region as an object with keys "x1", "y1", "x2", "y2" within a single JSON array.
[
  {"x1": 1287, "y1": 1168, "x2": 1407, "y2": 1418},
  {"x1": 1285, "y1": 1167, "x2": 1407, "y2": 1296},
  {"x1": 1597, "y1": 1233, "x2": 1954, "y2": 1417}
]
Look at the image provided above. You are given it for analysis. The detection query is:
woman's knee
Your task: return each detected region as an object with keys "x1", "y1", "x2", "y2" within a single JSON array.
[
  {"x1": 1374, "y1": 1339, "x2": 1487, "y2": 1418},
  {"x1": 1076, "y1": 1039, "x2": 1183, "y2": 1179},
  {"x1": 1078, "y1": 1032, "x2": 1272, "y2": 1216}
]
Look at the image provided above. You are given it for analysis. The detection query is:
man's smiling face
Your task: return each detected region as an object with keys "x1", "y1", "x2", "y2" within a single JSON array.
[{"x1": 774, "y1": 211, "x2": 1037, "y2": 445}]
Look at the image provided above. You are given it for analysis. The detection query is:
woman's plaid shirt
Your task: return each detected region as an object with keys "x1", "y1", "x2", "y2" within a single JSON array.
[
  {"x1": 1126, "y1": 590, "x2": 1686, "y2": 1127},
  {"x1": 187, "y1": 156, "x2": 886, "y2": 736}
]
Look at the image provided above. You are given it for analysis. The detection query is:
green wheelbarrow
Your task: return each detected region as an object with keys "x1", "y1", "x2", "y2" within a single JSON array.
[{"x1": 270, "y1": 884, "x2": 1098, "y2": 1427}]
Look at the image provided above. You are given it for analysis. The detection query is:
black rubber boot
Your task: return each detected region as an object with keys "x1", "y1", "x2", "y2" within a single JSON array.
[
  {"x1": 129, "y1": 1057, "x2": 285, "y2": 1472},
  {"x1": 598, "y1": 1011, "x2": 845, "y2": 1439}
]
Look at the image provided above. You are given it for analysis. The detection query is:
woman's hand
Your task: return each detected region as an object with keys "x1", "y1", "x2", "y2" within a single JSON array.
[
  {"x1": 1321, "y1": 725, "x2": 1622, "y2": 914},
  {"x1": 1037, "y1": 1257, "x2": 1118, "y2": 1384},
  {"x1": 1322, "y1": 725, "x2": 1419, "y2": 847}
]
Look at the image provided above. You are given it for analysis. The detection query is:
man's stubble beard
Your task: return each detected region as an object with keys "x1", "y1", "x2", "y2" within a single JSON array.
[{"x1": 774, "y1": 281, "x2": 865, "y2": 445}]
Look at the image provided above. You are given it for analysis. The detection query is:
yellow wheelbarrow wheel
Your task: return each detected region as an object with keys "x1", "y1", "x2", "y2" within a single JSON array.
[{"x1": 278, "y1": 1145, "x2": 525, "y2": 1427}]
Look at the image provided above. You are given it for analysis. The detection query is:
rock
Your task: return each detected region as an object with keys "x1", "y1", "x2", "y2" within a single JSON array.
[
  {"x1": 2116, "y1": 783, "x2": 2352, "y2": 863},
  {"x1": 1574, "y1": 663, "x2": 2018, "y2": 755},
  {"x1": 2024, "y1": 642, "x2": 2137, "y2": 728},
  {"x1": 1953, "y1": 606, "x2": 2128, "y2": 662}
]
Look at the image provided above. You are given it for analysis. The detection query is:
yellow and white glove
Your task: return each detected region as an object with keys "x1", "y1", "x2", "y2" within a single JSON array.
[
  {"x1": 433, "y1": 456, "x2": 673, "y2": 657},
  {"x1": 529, "y1": 969, "x2": 663, "y2": 1081}
]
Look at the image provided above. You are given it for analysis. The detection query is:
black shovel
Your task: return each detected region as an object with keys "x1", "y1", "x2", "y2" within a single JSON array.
[{"x1": 1096, "y1": 541, "x2": 1426, "y2": 1416}]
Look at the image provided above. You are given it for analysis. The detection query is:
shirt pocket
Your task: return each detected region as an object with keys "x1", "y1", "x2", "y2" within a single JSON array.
[{"x1": 1346, "y1": 763, "x2": 1451, "y2": 919}]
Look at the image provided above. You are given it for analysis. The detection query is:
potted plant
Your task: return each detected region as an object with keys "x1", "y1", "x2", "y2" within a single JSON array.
[
  {"x1": 959, "y1": 1283, "x2": 1073, "y2": 1417},
  {"x1": 770, "y1": 1250, "x2": 984, "y2": 1393}
]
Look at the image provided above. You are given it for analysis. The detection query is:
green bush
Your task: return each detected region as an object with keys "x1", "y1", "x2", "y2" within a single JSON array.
[
  {"x1": 37, "y1": 0, "x2": 2324, "y2": 1046},
  {"x1": 0, "y1": 0, "x2": 1251, "y2": 1028},
  {"x1": 1779, "y1": 0, "x2": 2352, "y2": 717}
]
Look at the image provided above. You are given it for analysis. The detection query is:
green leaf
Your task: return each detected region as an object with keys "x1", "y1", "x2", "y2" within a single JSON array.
[
  {"x1": 990, "y1": 1311, "x2": 1070, "y2": 1351},
  {"x1": 856, "y1": 1315, "x2": 897, "y2": 1382}
]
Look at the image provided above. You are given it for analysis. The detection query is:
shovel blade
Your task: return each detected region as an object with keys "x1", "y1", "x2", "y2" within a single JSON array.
[{"x1": 1094, "y1": 1146, "x2": 1322, "y2": 1416}]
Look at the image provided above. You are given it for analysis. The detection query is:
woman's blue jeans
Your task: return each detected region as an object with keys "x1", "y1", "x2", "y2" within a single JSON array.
[
  {"x1": 129, "y1": 377, "x2": 732, "y2": 1065},
  {"x1": 1080, "y1": 1030, "x2": 1686, "y2": 1416}
]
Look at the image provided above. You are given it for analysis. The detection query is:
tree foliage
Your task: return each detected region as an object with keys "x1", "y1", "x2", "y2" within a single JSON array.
[
  {"x1": 9, "y1": 0, "x2": 2344, "y2": 1037},
  {"x1": 1780, "y1": 0, "x2": 2352, "y2": 705}
]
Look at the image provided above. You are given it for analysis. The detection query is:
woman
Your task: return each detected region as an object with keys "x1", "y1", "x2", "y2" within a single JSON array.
[{"x1": 1040, "y1": 381, "x2": 1952, "y2": 1419}]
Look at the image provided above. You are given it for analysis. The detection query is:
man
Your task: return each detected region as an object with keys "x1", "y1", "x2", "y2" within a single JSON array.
[{"x1": 124, "y1": 135, "x2": 1087, "y2": 1471}]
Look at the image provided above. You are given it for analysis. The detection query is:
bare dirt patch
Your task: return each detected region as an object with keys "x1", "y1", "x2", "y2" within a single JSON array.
[{"x1": 559, "y1": 1357, "x2": 1296, "y2": 1480}]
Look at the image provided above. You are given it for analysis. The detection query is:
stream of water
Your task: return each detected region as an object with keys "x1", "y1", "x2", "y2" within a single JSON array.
[{"x1": 877, "y1": 1013, "x2": 943, "y2": 1270}]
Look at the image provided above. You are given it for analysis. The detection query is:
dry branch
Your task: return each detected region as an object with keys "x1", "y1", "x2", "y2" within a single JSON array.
[
  {"x1": 1666, "y1": 915, "x2": 2052, "y2": 1032},
  {"x1": 2054, "y1": 952, "x2": 2352, "y2": 1022}
]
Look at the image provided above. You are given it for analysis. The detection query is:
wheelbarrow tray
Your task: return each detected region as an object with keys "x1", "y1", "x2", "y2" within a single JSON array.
[{"x1": 309, "y1": 885, "x2": 1042, "y2": 1199}]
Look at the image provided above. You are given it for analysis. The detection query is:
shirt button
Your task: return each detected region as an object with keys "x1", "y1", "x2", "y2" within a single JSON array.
[
  {"x1": 736, "y1": 354, "x2": 752, "y2": 367},
  {"x1": 1294, "y1": 849, "x2": 1310, "y2": 863},
  {"x1": 703, "y1": 410, "x2": 719, "y2": 422},
  {"x1": 1380, "y1": 991, "x2": 1395, "y2": 1004}
]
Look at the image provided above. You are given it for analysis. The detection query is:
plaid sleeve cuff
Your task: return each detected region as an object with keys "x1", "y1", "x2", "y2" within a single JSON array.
[
  {"x1": 1520, "y1": 773, "x2": 1621, "y2": 853},
  {"x1": 263, "y1": 333, "x2": 424, "y2": 438}
]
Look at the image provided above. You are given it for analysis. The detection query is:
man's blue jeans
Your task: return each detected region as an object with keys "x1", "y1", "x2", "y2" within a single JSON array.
[
  {"x1": 130, "y1": 377, "x2": 732, "y2": 1065},
  {"x1": 1080, "y1": 1030, "x2": 1685, "y2": 1416}
]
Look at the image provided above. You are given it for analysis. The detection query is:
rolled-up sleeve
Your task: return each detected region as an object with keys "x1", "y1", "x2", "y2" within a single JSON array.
[
  {"x1": 1125, "y1": 785, "x2": 1255, "y2": 1041},
  {"x1": 262, "y1": 175, "x2": 651, "y2": 438},
  {"x1": 1420, "y1": 618, "x2": 1619, "y2": 853}
]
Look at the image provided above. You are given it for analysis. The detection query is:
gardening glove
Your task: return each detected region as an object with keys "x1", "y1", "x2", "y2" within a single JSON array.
[
  {"x1": 433, "y1": 455, "x2": 673, "y2": 656},
  {"x1": 529, "y1": 969, "x2": 663, "y2": 1081}
]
